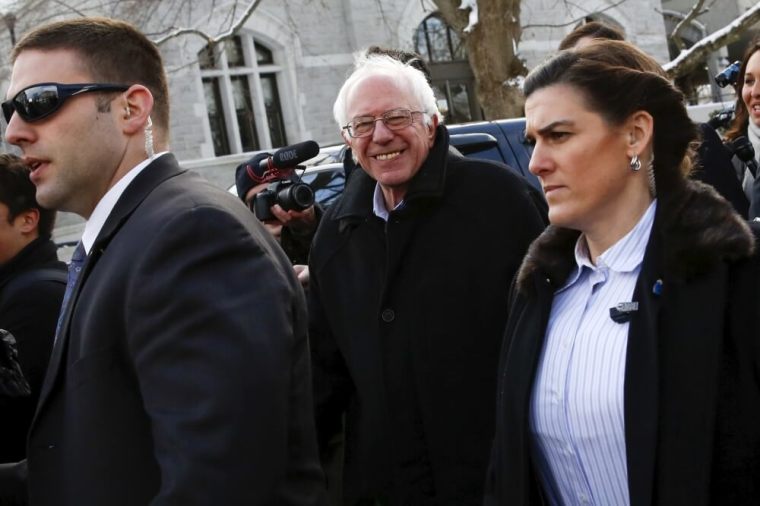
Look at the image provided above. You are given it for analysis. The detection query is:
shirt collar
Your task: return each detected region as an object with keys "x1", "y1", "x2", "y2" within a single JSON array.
[
  {"x1": 372, "y1": 183, "x2": 404, "y2": 221},
  {"x1": 560, "y1": 199, "x2": 657, "y2": 291},
  {"x1": 81, "y1": 152, "x2": 169, "y2": 253}
]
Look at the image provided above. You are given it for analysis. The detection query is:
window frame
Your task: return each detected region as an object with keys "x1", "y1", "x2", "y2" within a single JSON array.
[{"x1": 199, "y1": 34, "x2": 288, "y2": 155}]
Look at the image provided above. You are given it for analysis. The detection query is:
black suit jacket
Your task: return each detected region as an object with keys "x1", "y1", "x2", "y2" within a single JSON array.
[{"x1": 17, "y1": 154, "x2": 324, "y2": 505}]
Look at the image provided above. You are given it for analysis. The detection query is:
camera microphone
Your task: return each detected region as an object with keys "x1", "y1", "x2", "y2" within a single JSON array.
[
  {"x1": 259, "y1": 140, "x2": 320, "y2": 172},
  {"x1": 729, "y1": 136, "x2": 759, "y2": 178}
]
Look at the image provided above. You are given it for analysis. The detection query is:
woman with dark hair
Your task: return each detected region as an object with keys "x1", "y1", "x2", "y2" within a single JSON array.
[
  {"x1": 725, "y1": 40, "x2": 760, "y2": 219},
  {"x1": 485, "y1": 40, "x2": 760, "y2": 506}
]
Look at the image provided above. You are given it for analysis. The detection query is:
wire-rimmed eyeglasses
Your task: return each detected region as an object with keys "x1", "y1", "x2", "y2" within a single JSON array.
[{"x1": 342, "y1": 108, "x2": 427, "y2": 138}]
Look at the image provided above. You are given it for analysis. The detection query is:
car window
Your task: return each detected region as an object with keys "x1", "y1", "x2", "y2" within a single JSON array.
[{"x1": 299, "y1": 167, "x2": 345, "y2": 208}]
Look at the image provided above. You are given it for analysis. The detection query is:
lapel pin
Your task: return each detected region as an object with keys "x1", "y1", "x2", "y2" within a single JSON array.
[{"x1": 652, "y1": 279, "x2": 663, "y2": 296}]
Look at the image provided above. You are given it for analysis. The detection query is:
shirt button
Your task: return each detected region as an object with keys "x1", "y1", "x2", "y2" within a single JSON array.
[{"x1": 381, "y1": 308, "x2": 395, "y2": 322}]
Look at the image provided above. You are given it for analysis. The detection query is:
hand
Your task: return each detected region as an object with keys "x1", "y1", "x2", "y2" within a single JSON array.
[
  {"x1": 261, "y1": 220, "x2": 284, "y2": 242},
  {"x1": 293, "y1": 264, "x2": 309, "y2": 288},
  {"x1": 269, "y1": 205, "x2": 317, "y2": 235}
]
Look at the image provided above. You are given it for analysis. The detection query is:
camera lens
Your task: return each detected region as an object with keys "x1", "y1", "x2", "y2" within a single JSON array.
[{"x1": 277, "y1": 182, "x2": 315, "y2": 211}]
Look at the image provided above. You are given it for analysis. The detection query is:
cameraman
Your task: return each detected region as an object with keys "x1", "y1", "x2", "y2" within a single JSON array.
[{"x1": 235, "y1": 154, "x2": 321, "y2": 284}]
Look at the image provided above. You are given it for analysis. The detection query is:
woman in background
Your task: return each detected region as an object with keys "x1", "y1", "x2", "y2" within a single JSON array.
[
  {"x1": 725, "y1": 40, "x2": 760, "y2": 219},
  {"x1": 485, "y1": 40, "x2": 760, "y2": 505}
]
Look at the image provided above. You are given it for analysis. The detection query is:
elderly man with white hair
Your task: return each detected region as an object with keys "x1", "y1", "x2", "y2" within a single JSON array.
[{"x1": 308, "y1": 53, "x2": 546, "y2": 506}]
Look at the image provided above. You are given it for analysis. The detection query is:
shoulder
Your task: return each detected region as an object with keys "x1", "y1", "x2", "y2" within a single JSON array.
[
  {"x1": 3, "y1": 262, "x2": 66, "y2": 299},
  {"x1": 661, "y1": 179, "x2": 754, "y2": 278},
  {"x1": 447, "y1": 152, "x2": 533, "y2": 189},
  {"x1": 132, "y1": 169, "x2": 256, "y2": 239},
  {"x1": 444, "y1": 153, "x2": 548, "y2": 229}
]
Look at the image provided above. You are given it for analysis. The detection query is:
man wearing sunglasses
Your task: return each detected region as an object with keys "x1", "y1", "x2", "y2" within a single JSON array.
[
  {"x1": 308, "y1": 54, "x2": 547, "y2": 505},
  {"x1": 0, "y1": 17, "x2": 325, "y2": 506}
]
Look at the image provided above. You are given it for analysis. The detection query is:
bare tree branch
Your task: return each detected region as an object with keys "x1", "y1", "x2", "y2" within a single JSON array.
[
  {"x1": 153, "y1": 0, "x2": 264, "y2": 46},
  {"x1": 664, "y1": 2, "x2": 760, "y2": 78},
  {"x1": 522, "y1": 0, "x2": 629, "y2": 29},
  {"x1": 49, "y1": 0, "x2": 88, "y2": 17},
  {"x1": 670, "y1": 0, "x2": 708, "y2": 52}
]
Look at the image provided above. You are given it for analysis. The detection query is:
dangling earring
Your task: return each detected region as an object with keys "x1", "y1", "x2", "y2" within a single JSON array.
[
  {"x1": 144, "y1": 116, "x2": 155, "y2": 160},
  {"x1": 630, "y1": 154, "x2": 642, "y2": 171}
]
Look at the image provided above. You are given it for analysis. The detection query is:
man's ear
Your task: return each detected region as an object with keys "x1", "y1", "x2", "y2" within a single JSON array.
[
  {"x1": 427, "y1": 114, "x2": 439, "y2": 144},
  {"x1": 341, "y1": 129, "x2": 352, "y2": 147},
  {"x1": 119, "y1": 84, "x2": 154, "y2": 136},
  {"x1": 14, "y1": 208, "x2": 39, "y2": 234},
  {"x1": 625, "y1": 110, "x2": 654, "y2": 157}
]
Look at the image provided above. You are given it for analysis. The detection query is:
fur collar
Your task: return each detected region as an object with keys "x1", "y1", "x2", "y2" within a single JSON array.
[{"x1": 516, "y1": 178, "x2": 756, "y2": 293}]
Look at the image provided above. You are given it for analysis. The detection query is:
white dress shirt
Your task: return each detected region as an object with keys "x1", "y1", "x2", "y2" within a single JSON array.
[{"x1": 529, "y1": 200, "x2": 656, "y2": 506}]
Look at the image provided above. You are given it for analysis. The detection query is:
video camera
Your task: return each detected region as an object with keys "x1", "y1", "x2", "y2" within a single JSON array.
[
  {"x1": 238, "y1": 140, "x2": 320, "y2": 221},
  {"x1": 715, "y1": 60, "x2": 741, "y2": 88},
  {"x1": 252, "y1": 177, "x2": 315, "y2": 221}
]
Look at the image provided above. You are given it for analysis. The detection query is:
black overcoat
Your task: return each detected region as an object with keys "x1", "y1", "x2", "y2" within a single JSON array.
[
  {"x1": 485, "y1": 179, "x2": 760, "y2": 505},
  {"x1": 309, "y1": 127, "x2": 547, "y2": 505}
]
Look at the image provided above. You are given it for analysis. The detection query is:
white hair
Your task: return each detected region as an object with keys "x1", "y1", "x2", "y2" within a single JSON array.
[{"x1": 332, "y1": 52, "x2": 443, "y2": 130}]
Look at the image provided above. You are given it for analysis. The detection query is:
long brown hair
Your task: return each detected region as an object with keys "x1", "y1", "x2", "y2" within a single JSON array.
[{"x1": 725, "y1": 40, "x2": 760, "y2": 142}]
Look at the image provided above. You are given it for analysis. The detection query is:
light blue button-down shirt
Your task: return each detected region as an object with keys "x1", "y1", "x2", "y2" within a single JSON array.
[
  {"x1": 529, "y1": 200, "x2": 656, "y2": 506},
  {"x1": 372, "y1": 183, "x2": 404, "y2": 221}
]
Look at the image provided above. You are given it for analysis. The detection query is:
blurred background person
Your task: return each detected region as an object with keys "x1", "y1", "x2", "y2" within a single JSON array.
[
  {"x1": 725, "y1": 39, "x2": 760, "y2": 220},
  {"x1": 486, "y1": 40, "x2": 760, "y2": 505},
  {"x1": 0, "y1": 153, "x2": 65, "y2": 463}
]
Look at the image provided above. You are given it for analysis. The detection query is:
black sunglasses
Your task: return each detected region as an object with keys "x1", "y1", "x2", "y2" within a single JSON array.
[{"x1": 2, "y1": 82, "x2": 130, "y2": 123}]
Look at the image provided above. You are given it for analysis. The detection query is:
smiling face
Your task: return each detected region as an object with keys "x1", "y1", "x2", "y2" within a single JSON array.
[
  {"x1": 742, "y1": 50, "x2": 760, "y2": 127},
  {"x1": 343, "y1": 74, "x2": 438, "y2": 207},
  {"x1": 525, "y1": 83, "x2": 652, "y2": 240},
  {"x1": 4, "y1": 48, "x2": 127, "y2": 218}
]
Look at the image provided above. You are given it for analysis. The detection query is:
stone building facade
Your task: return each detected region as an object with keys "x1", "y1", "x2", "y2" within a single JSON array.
[
  {"x1": 1, "y1": 0, "x2": 757, "y2": 190},
  {"x1": 156, "y1": 0, "x2": 674, "y2": 166}
]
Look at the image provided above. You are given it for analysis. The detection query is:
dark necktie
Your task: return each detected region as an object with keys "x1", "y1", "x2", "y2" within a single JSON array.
[{"x1": 55, "y1": 241, "x2": 86, "y2": 341}]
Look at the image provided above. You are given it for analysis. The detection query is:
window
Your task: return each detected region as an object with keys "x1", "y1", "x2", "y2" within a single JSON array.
[
  {"x1": 414, "y1": 13, "x2": 466, "y2": 63},
  {"x1": 199, "y1": 35, "x2": 288, "y2": 156},
  {"x1": 414, "y1": 14, "x2": 481, "y2": 124}
]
